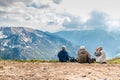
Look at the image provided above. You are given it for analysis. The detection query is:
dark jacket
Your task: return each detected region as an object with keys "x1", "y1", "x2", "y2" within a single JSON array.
[
  {"x1": 77, "y1": 49, "x2": 90, "y2": 63},
  {"x1": 94, "y1": 51, "x2": 101, "y2": 57},
  {"x1": 58, "y1": 50, "x2": 69, "y2": 62}
]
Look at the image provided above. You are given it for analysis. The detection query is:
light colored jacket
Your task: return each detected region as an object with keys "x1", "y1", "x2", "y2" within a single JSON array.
[{"x1": 96, "y1": 50, "x2": 106, "y2": 63}]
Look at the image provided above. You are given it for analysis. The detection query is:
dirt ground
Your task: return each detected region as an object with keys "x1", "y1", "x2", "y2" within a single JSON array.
[{"x1": 0, "y1": 61, "x2": 120, "y2": 80}]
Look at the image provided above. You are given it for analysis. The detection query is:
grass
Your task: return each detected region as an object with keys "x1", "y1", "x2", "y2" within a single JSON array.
[
  {"x1": 107, "y1": 57, "x2": 120, "y2": 64},
  {"x1": 1, "y1": 57, "x2": 120, "y2": 64},
  {"x1": 0, "y1": 59, "x2": 59, "y2": 63},
  {"x1": 15, "y1": 60, "x2": 59, "y2": 63}
]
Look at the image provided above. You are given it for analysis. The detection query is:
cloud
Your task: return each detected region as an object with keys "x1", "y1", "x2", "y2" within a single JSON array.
[
  {"x1": 0, "y1": 10, "x2": 8, "y2": 15},
  {"x1": 107, "y1": 19, "x2": 120, "y2": 31},
  {"x1": 0, "y1": 0, "x2": 17, "y2": 7},
  {"x1": 44, "y1": 12, "x2": 83, "y2": 30},
  {"x1": 0, "y1": 0, "x2": 31, "y2": 7},
  {"x1": 26, "y1": 0, "x2": 50, "y2": 9},
  {"x1": 27, "y1": 3, "x2": 49, "y2": 9},
  {"x1": 61, "y1": 13, "x2": 83, "y2": 29},
  {"x1": 55, "y1": 11, "x2": 111, "y2": 31},
  {"x1": 53, "y1": 0, "x2": 63, "y2": 4},
  {"x1": 26, "y1": 0, "x2": 62, "y2": 9},
  {"x1": 0, "y1": 0, "x2": 54, "y2": 9},
  {"x1": 0, "y1": 0, "x2": 120, "y2": 32},
  {"x1": 84, "y1": 11, "x2": 120, "y2": 31},
  {"x1": 61, "y1": 11, "x2": 120, "y2": 31},
  {"x1": 0, "y1": 0, "x2": 63, "y2": 32},
  {"x1": 61, "y1": 11, "x2": 109, "y2": 30},
  {"x1": 85, "y1": 11, "x2": 108, "y2": 30}
]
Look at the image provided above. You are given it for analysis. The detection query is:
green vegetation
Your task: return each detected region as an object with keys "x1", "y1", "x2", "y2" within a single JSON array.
[
  {"x1": 19, "y1": 60, "x2": 59, "y2": 63},
  {"x1": 1, "y1": 57, "x2": 120, "y2": 64},
  {"x1": 107, "y1": 57, "x2": 120, "y2": 64},
  {"x1": 0, "y1": 59, "x2": 59, "y2": 63}
]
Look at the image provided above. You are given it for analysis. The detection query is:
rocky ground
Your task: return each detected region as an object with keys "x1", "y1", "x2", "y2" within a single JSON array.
[{"x1": 0, "y1": 61, "x2": 120, "y2": 80}]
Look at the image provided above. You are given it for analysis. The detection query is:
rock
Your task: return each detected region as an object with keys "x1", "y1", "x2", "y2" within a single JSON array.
[
  {"x1": 81, "y1": 75, "x2": 87, "y2": 77},
  {"x1": 88, "y1": 72, "x2": 91, "y2": 74},
  {"x1": 0, "y1": 66, "x2": 4, "y2": 69},
  {"x1": 107, "y1": 68, "x2": 110, "y2": 71},
  {"x1": 43, "y1": 67, "x2": 47, "y2": 70}
]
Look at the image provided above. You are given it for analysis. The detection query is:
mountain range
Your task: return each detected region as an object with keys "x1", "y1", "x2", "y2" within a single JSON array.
[
  {"x1": 0, "y1": 27, "x2": 120, "y2": 60},
  {"x1": 54, "y1": 29, "x2": 120, "y2": 59},
  {"x1": 0, "y1": 27, "x2": 76, "y2": 60}
]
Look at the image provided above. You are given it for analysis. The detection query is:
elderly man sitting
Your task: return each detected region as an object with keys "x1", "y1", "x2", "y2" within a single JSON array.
[
  {"x1": 76, "y1": 46, "x2": 91, "y2": 63},
  {"x1": 57, "y1": 45, "x2": 69, "y2": 62}
]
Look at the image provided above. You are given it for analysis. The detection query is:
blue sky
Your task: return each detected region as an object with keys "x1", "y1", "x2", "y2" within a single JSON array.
[{"x1": 0, "y1": 0, "x2": 120, "y2": 32}]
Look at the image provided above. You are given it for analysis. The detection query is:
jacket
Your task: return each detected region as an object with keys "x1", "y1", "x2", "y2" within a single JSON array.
[
  {"x1": 95, "y1": 50, "x2": 106, "y2": 63},
  {"x1": 77, "y1": 49, "x2": 90, "y2": 63},
  {"x1": 58, "y1": 50, "x2": 69, "y2": 62}
]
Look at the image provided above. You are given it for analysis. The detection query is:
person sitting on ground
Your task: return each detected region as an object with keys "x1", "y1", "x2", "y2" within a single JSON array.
[
  {"x1": 57, "y1": 45, "x2": 69, "y2": 62},
  {"x1": 94, "y1": 47, "x2": 106, "y2": 64},
  {"x1": 76, "y1": 46, "x2": 91, "y2": 63}
]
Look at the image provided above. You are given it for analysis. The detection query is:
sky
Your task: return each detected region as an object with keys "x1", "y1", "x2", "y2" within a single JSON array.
[{"x1": 0, "y1": 0, "x2": 120, "y2": 32}]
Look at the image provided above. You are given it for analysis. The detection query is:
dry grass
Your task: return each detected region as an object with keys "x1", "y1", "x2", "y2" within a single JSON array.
[{"x1": 107, "y1": 57, "x2": 120, "y2": 64}]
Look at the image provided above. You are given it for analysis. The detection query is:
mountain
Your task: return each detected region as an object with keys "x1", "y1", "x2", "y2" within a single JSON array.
[
  {"x1": 54, "y1": 29, "x2": 120, "y2": 59},
  {"x1": 0, "y1": 27, "x2": 77, "y2": 60}
]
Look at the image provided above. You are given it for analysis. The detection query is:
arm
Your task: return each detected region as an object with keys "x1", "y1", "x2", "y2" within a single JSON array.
[
  {"x1": 78, "y1": 51, "x2": 80, "y2": 57},
  {"x1": 57, "y1": 51, "x2": 60, "y2": 58},
  {"x1": 87, "y1": 51, "x2": 91, "y2": 59},
  {"x1": 66, "y1": 51, "x2": 69, "y2": 59}
]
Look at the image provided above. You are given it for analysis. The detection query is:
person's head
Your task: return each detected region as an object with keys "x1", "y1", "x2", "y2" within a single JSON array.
[
  {"x1": 80, "y1": 45, "x2": 85, "y2": 50},
  {"x1": 61, "y1": 45, "x2": 66, "y2": 51},
  {"x1": 96, "y1": 48, "x2": 99, "y2": 51},
  {"x1": 99, "y1": 46, "x2": 103, "y2": 51}
]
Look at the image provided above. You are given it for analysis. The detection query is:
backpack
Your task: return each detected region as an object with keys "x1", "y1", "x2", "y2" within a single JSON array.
[{"x1": 69, "y1": 57, "x2": 76, "y2": 62}]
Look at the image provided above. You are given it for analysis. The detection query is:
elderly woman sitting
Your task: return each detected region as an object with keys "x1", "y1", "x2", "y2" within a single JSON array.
[{"x1": 94, "y1": 47, "x2": 106, "y2": 64}]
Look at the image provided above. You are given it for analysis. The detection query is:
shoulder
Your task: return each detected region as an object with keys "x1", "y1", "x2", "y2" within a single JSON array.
[
  {"x1": 100, "y1": 50, "x2": 104, "y2": 53},
  {"x1": 64, "y1": 51, "x2": 68, "y2": 53},
  {"x1": 58, "y1": 51, "x2": 62, "y2": 53},
  {"x1": 78, "y1": 50, "x2": 82, "y2": 53},
  {"x1": 101, "y1": 50, "x2": 106, "y2": 54},
  {"x1": 84, "y1": 50, "x2": 89, "y2": 53}
]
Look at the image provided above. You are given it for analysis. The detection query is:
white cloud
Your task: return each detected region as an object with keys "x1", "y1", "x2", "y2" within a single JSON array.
[
  {"x1": 0, "y1": 0, "x2": 31, "y2": 7},
  {"x1": 0, "y1": 0, "x2": 120, "y2": 32},
  {"x1": 0, "y1": 0, "x2": 64, "y2": 32},
  {"x1": 27, "y1": 0, "x2": 50, "y2": 9},
  {"x1": 61, "y1": 12, "x2": 82, "y2": 28},
  {"x1": 53, "y1": 0, "x2": 63, "y2": 4},
  {"x1": 107, "y1": 19, "x2": 120, "y2": 31},
  {"x1": 85, "y1": 11, "x2": 108, "y2": 30}
]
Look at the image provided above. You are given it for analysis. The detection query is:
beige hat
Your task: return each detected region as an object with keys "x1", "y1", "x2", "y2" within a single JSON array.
[
  {"x1": 99, "y1": 46, "x2": 103, "y2": 50},
  {"x1": 80, "y1": 46, "x2": 85, "y2": 49},
  {"x1": 61, "y1": 45, "x2": 66, "y2": 48}
]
